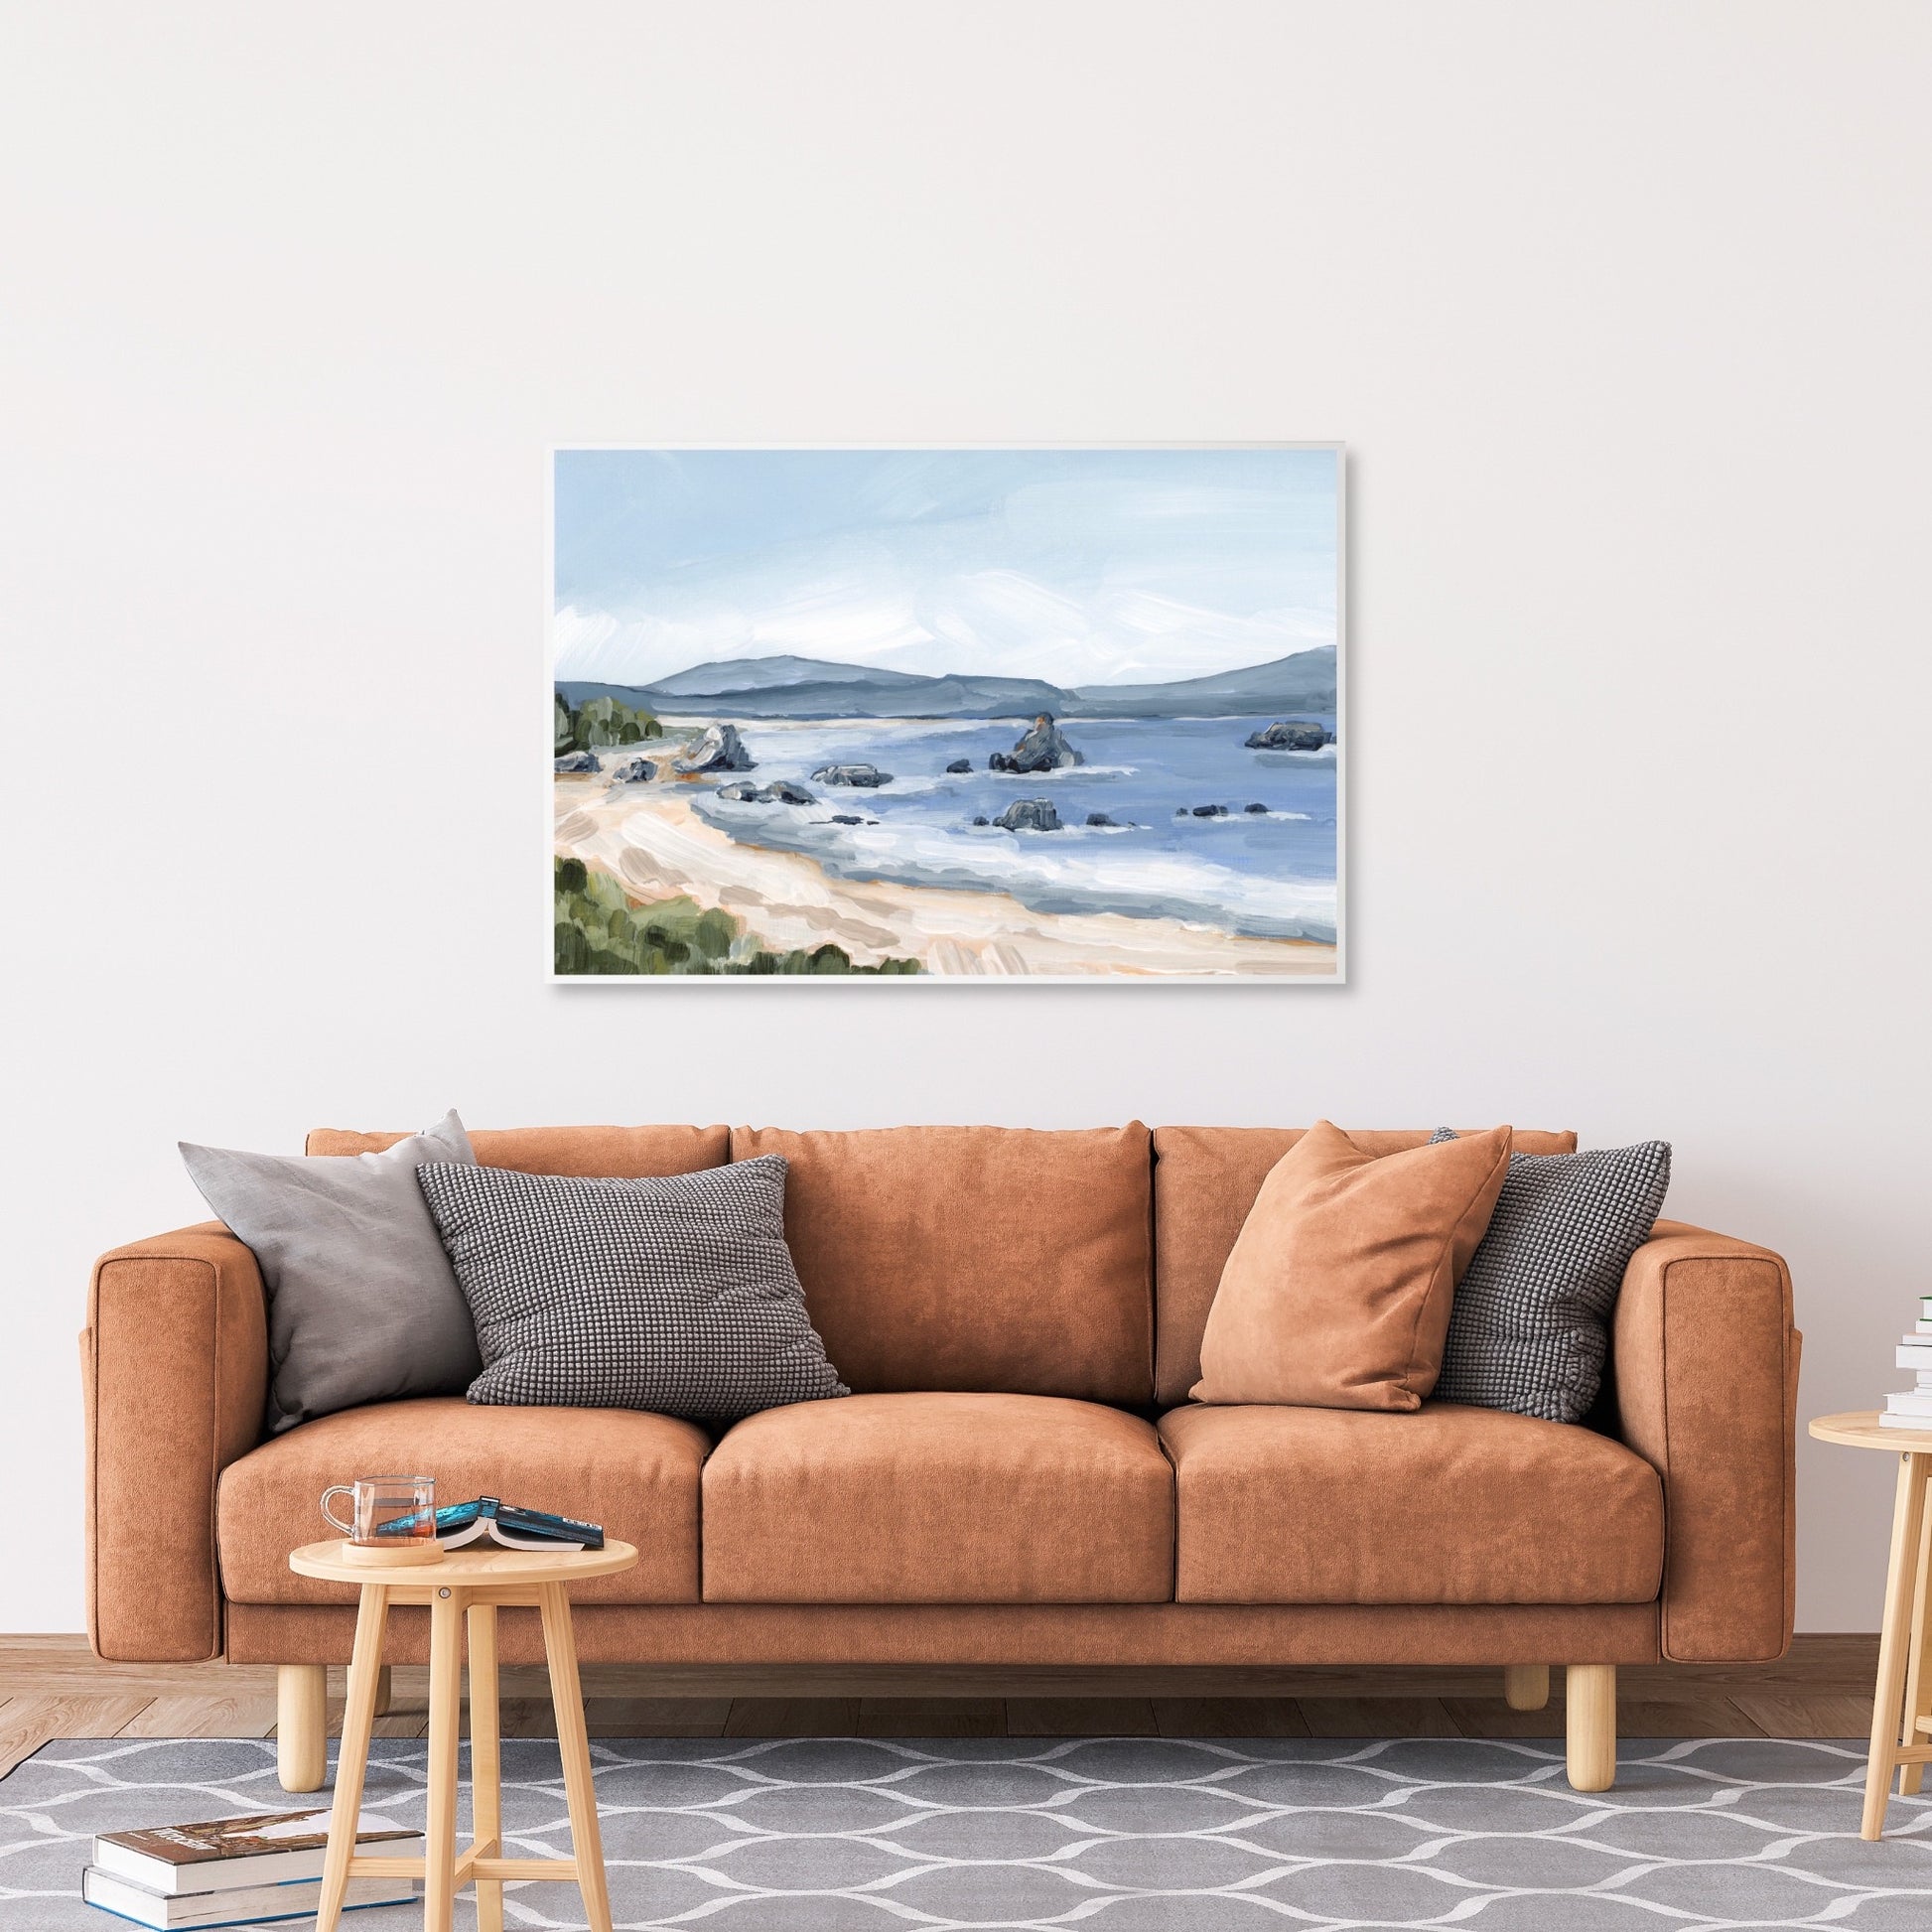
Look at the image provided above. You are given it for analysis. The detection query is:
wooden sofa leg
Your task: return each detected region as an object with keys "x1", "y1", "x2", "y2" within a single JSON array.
[
  {"x1": 1503, "y1": 1665, "x2": 1550, "y2": 1712},
  {"x1": 278, "y1": 1664, "x2": 329, "y2": 1793},
  {"x1": 372, "y1": 1665, "x2": 392, "y2": 1719},
  {"x1": 1566, "y1": 1664, "x2": 1616, "y2": 1792}
]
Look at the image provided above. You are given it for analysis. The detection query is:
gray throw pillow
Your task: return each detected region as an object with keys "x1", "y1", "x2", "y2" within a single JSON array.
[
  {"x1": 1429, "y1": 1129, "x2": 1672, "y2": 1424},
  {"x1": 180, "y1": 1110, "x2": 483, "y2": 1434},
  {"x1": 414, "y1": 1155, "x2": 849, "y2": 1420}
]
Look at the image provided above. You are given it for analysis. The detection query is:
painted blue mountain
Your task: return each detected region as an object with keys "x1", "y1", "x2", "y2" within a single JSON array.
[{"x1": 559, "y1": 646, "x2": 1334, "y2": 722}]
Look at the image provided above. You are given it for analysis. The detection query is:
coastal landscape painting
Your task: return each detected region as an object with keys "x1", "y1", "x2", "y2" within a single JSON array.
[{"x1": 551, "y1": 447, "x2": 1343, "y2": 980}]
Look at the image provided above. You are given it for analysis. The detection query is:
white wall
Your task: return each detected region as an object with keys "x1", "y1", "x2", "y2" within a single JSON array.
[{"x1": 2, "y1": 1, "x2": 1927, "y2": 1637}]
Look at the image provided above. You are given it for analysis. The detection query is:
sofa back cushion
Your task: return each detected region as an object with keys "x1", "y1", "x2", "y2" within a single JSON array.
[
  {"x1": 1151, "y1": 1126, "x2": 1578, "y2": 1408},
  {"x1": 731, "y1": 1125, "x2": 1154, "y2": 1404},
  {"x1": 307, "y1": 1123, "x2": 729, "y2": 1176}
]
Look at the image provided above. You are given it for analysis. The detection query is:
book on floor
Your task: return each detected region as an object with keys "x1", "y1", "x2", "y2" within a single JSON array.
[
  {"x1": 81, "y1": 1866, "x2": 414, "y2": 1929},
  {"x1": 90, "y1": 1813, "x2": 421, "y2": 1895}
]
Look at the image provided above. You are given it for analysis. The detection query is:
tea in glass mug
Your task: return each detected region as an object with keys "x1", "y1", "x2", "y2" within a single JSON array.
[{"x1": 321, "y1": 1475, "x2": 436, "y2": 1546}]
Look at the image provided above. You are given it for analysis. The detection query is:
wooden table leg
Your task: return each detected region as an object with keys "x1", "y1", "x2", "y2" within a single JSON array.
[
  {"x1": 1898, "y1": 1497, "x2": 1932, "y2": 1798},
  {"x1": 1863, "y1": 1452, "x2": 1931, "y2": 1838},
  {"x1": 540, "y1": 1582, "x2": 614, "y2": 1932},
  {"x1": 316, "y1": 1587, "x2": 388, "y2": 1932},
  {"x1": 469, "y1": 1602, "x2": 503, "y2": 1932},
  {"x1": 423, "y1": 1588, "x2": 465, "y2": 1932}
]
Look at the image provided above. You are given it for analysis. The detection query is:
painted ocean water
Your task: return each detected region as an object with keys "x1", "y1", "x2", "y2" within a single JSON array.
[{"x1": 681, "y1": 713, "x2": 1339, "y2": 943}]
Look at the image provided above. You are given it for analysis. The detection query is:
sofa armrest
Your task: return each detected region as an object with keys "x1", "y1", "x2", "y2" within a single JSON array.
[
  {"x1": 82, "y1": 1223, "x2": 268, "y2": 1660},
  {"x1": 1609, "y1": 1218, "x2": 1800, "y2": 1662}
]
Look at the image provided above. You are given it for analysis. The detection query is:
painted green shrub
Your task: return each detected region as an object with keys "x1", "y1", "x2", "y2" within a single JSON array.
[
  {"x1": 554, "y1": 856, "x2": 919, "y2": 977},
  {"x1": 555, "y1": 690, "x2": 663, "y2": 753}
]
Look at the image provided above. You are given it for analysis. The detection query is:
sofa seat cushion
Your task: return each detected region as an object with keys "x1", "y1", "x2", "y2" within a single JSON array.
[
  {"x1": 216, "y1": 1398, "x2": 709, "y2": 1604},
  {"x1": 1160, "y1": 1401, "x2": 1663, "y2": 1605},
  {"x1": 702, "y1": 1392, "x2": 1175, "y2": 1604}
]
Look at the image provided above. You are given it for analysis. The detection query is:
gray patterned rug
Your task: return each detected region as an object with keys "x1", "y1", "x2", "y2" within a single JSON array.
[{"x1": 4, "y1": 1734, "x2": 1931, "y2": 1928}]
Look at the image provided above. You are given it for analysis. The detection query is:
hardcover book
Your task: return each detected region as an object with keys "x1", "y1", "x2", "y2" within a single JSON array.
[
  {"x1": 91, "y1": 1813, "x2": 420, "y2": 1896},
  {"x1": 82, "y1": 1866, "x2": 414, "y2": 1929}
]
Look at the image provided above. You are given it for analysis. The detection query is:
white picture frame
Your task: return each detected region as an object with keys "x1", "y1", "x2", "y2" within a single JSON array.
[{"x1": 548, "y1": 444, "x2": 1345, "y2": 984}]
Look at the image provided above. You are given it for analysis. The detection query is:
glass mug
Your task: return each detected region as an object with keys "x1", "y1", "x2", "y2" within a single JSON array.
[{"x1": 321, "y1": 1475, "x2": 436, "y2": 1547}]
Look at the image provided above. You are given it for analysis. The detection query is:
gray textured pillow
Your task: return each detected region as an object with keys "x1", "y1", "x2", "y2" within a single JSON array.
[
  {"x1": 180, "y1": 1110, "x2": 483, "y2": 1434},
  {"x1": 1429, "y1": 1129, "x2": 1672, "y2": 1424},
  {"x1": 414, "y1": 1155, "x2": 848, "y2": 1420}
]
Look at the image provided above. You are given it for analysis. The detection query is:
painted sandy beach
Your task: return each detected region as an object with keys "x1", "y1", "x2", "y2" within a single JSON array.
[{"x1": 554, "y1": 748, "x2": 1336, "y2": 979}]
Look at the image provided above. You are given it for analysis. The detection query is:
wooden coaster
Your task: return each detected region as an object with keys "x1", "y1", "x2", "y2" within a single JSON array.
[{"x1": 335, "y1": 1538, "x2": 446, "y2": 1569}]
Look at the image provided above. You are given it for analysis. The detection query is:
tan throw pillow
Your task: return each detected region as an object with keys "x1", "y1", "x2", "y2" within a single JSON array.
[{"x1": 1190, "y1": 1120, "x2": 1513, "y2": 1412}]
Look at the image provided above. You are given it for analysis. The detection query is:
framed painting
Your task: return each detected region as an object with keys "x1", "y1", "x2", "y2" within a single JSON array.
[{"x1": 550, "y1": 445, "x2": 1343, "y2": 981}]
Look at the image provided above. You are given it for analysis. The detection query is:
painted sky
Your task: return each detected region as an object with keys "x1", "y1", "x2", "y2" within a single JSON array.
[{"x1": 552, "y1": 448, "x2": 1338, "y2": 690}]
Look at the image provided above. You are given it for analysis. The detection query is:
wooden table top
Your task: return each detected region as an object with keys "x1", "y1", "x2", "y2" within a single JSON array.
[
  {"x1": 289, "y1": 1537, "x2": 639, "y2": 1587},
  {"x1": 1809, "y1": 1412, "x2": 1932, "y2": 1453}
]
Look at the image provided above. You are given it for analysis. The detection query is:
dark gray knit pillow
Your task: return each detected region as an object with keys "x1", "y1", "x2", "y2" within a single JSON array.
[
  {"x1": 415, "y1": 1155, "x2": 848, "y2": 1421},
  {"x1": 1429, "y1": 1130, "x2": 1671, "y2": 1424}
]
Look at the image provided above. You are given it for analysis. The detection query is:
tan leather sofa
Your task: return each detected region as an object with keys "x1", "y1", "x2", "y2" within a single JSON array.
[{"x1": 82, "y1": 1122, "x2": 1799, "y2": 1795}]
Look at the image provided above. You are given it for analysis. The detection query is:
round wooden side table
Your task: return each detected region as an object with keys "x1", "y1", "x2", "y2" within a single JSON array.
[
  {"x1": 288, "y1": 1537, "x2": 639, "y2": 1932},
  {"x1": 1809, "y1": 1412, "x2": 1932, "y2": 1839}
]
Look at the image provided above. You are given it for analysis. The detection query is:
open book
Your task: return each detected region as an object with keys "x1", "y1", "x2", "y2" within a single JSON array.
[{"x1": 376, "y1": 1495, "x2": 605, "y2": 1552}]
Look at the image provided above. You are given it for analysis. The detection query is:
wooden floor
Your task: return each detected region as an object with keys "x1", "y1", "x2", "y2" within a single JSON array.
[{"x1": 0, "y1": 1634, "x2": 1881, "y2": 1779}]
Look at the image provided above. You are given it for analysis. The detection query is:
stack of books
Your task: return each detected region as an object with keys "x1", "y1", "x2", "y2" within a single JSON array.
[
  {"x1": 1885, "y1": 1297, "x2": 1932, "y2": 1429},
  {"x1": 82, "y1": 1811, "x2": 420, "y2": 1928}
]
